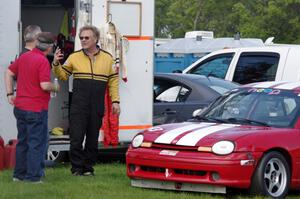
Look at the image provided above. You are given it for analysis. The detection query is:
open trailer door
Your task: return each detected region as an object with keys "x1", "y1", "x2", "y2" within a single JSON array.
[
  {"x1": 92, "y1": 0, "x2": 154, "y2": 144},
  {"x1": 0, "y1": 0, "x2": 21, "y2": 143}
]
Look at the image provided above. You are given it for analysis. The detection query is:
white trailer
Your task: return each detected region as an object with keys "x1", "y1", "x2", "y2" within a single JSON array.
[{"x1": 0, "y1": 0, "x2": 154, "y2": 161}]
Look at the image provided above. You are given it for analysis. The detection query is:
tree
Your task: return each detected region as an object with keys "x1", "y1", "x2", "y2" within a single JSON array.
[
  {"x1": 155, "y1": 0, "x2": 171, "y2": 38},
  {"x1": 155, "y1": 0, "x2": 300, "y2": 44}
]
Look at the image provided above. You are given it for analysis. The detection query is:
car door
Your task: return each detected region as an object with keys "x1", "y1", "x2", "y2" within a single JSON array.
[{"x1": 153, "y1": 77, "x2": 190, "y2": 125}]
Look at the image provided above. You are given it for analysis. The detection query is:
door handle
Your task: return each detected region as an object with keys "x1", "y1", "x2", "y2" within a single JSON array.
[{"x1": 163, "y1": 109, "x2": 177, "y2": 115}]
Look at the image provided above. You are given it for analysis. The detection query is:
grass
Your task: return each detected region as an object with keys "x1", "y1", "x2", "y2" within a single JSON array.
[{"x1": 0, "y1": 162, "x2": 299, "y2": 199}]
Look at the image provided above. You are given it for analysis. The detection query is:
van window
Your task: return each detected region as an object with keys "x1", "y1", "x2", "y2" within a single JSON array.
[
  {"x1": 188, "y1": 53, "x2": 234, "y2": 79},
  {"x1": 232, "y1": 52, "x2": 280, "y2": 84}
]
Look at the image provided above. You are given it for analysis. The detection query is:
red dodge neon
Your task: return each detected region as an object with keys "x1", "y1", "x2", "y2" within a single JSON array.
[{"x1": 126, "y1": 81, "x2": 300, "y2": 198}]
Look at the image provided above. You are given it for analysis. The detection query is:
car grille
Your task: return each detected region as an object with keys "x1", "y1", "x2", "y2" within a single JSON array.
[
  {"x1": 174, "y1": 169, "x2": 206, "y2": 176},
  {"x1": 140, "y1": 165, "x2": 207, "y2": 177},
  {"x1": 141, "y1": 166, "x2": 165, "y2": 173}
]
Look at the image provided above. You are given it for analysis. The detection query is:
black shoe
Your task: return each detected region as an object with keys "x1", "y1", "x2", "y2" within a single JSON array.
[
  {"x1": 12, "y1": 177, "x2": 23, "y2": 182},
  {"x1": 72, "y1": 171, "x2": 82, "y2": 176}
]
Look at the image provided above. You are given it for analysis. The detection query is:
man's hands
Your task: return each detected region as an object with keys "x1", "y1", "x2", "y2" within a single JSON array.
[
  {"x1": 53, "y1": 47, "x2": 64, "y2": 65},
  {"x1": 40, "y1": 82, "x2": 60, "y2": 93},
  {"x1": 112, "y1": 103, "x2": 121, "y2": 115},
  {"x1": 7, "y1": 95, "x2": 15, "y2": 105},
  {"x1": 53, "y1": 83, "x2": 60, "y2": 92}
]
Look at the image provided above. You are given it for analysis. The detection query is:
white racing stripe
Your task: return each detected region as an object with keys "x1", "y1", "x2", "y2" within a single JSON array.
[
  {"x1": 154, "y1": 123, "x2": 214, "y2": 144},
  {"x1": 176, "y1": 124, "x2": 238, "y2": 146},
  {"x1": 274, "y1": 82, "x2": 300, "y2": 90}
]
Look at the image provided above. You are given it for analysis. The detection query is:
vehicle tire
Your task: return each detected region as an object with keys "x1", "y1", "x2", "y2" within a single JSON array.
[
  {"x1": 250, "y1": 151, "x2": 290, "y2": 198},
  {"x1": 46, "y1": 150, "x2": 68, "y2": 163}
]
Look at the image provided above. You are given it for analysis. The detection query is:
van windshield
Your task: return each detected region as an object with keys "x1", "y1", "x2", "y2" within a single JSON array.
[{"x1": 188, "y1": 53, "x2": 234, "y2": 79}]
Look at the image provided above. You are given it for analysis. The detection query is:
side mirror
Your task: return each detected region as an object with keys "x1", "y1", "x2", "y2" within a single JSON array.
[
  {"x1": 192, "y1": 109, "x2": 203, "y2": 117},
  {"x1": 172, "y1": 70, "x2": 182, "y2": 73}
]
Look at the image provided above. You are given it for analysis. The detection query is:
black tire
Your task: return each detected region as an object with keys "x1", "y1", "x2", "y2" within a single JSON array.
[
  {"x1": 250, "y1": 151, "x2": 290, "y2": 198},
  {"x1": 46, "y1": 150, "x2": 68, "y2": 163}
]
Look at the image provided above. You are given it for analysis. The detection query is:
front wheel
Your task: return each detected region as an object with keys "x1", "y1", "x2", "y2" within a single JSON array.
[{"x1": 250, "y1": 151, "x2": 290, "y2": 198}]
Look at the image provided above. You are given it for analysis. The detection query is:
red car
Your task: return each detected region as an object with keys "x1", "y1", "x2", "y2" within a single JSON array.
[{"x1": 126, "y1": 81, "x2": 300, "y2": 198}]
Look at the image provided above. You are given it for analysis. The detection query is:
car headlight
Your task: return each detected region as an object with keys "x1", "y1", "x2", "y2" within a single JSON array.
[
  {"x1": 132, "y1": 134, "x2": 144, "y2": 148},
  {"x1": 212, "y1": 141, "x2": 234, "y2": 155}
]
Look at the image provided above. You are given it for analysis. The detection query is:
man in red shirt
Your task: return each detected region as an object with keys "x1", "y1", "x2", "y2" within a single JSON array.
[{"x1": 5, "y1": 32, "x2": 59, "y2": 183}]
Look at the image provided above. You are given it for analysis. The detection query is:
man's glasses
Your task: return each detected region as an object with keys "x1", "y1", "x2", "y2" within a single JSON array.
[{"x1": 79, "y1": 36, "x2": 90, "y2": 41}]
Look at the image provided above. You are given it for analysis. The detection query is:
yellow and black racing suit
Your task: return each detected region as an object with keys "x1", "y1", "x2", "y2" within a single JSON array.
[{"x1": 52, "y1": 48, "x2": 119, "y2": 174}]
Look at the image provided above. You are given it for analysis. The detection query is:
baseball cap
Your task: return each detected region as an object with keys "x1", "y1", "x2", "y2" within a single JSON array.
[{"x1": 37, "y1": 32, "x2": 55, "y2": 44}]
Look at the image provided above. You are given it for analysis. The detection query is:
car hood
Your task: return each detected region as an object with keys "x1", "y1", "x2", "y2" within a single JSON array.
[{"x1": 143, "y1": 122, "x2": 283, "y2": 147}]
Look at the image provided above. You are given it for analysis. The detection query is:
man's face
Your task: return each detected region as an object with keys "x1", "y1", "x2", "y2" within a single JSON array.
[{"x1": 79, "y1": 30, "x2": 97, "y2": 50}]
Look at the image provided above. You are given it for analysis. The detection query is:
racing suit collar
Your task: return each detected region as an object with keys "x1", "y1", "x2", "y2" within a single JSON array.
[{"x1": 82, "y1": 45, "x2": 100, "y2": 56}]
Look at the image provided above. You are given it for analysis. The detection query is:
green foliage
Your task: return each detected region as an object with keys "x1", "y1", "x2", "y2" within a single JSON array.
[
  {"x1": 1, "y1": 163, "x2": 300, "y2": 198},
  {"x1": 155, "y1": 0, "x2": 300, "y2": 44}
]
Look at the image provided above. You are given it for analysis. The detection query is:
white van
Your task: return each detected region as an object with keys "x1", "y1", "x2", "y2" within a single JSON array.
[{"x1": 183, "y1": 46, "x2": 300, "y2": 84}]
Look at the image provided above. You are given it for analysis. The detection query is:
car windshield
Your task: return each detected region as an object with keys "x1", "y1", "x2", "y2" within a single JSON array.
[{"x1": 200, "y1": 88, "x2": 300, "y2": 128}]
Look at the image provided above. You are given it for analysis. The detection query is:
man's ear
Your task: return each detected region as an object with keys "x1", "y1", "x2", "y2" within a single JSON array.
[{"x1": 45, "y1": 46, "x2": 53, "y2": 55}]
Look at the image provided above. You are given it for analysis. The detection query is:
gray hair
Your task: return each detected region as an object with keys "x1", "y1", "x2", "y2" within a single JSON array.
[
  {"x1": 79, "y1": 25, "x2": 100, "y2": 42},
  {"x1": 24, "y1": 25, "x2": 42, "y2": 42},
  {"x1": 36, "y1": 32, "x2": 54, "y2": 51}
]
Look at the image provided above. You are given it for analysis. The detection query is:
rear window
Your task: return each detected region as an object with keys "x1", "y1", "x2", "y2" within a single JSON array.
[
  {"x1": 154, "y1": 79, "x2": 191, "y2": 103},
  {"x1": 232, "y1": 52, "x2": 280, "y2": 84}
]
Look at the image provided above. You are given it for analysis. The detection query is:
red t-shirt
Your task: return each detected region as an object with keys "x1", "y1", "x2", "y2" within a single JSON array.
[{"x1": 9, "y1": 48, "x2": 51, "y2": 112}]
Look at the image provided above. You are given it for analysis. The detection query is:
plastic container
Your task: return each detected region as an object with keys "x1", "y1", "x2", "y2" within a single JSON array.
[
  {"x1": 0, "y1": 136, "x2": 4, "y2": 170},
  {"x1": 4, "y1": 139, "x2": 18, "y2": 169},
  {"x1": 50, "y1": 78, "x2": 59, "y2": 98},
  {"x1": 0, "y1": 136, "x2": 4, "y2": 148},
  {"x1": 0, "y1": 146, "x2": 4, "y2": 170}
]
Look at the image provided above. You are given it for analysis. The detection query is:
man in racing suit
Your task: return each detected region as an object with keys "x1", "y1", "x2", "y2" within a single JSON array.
[{"x1": 52, "y1": 25, "x2": 120, "y2": 176}]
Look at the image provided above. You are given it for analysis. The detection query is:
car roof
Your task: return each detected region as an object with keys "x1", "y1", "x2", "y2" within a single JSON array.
[
  {"x1": 182, "y1": 45, "x2": 299, "y2": 74},
  {"x1": 243, "y1": 81, "x2": 300, "y2": 91},
  {"x1": 154, "y1": 73, "x2": 240, "y2": 97},
  {"x1": 155, "y1": 73, "x2": 239, "y2": 86}
]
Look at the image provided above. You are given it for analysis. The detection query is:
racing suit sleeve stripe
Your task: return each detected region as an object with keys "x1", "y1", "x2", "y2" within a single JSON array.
[
  {"x1": 62, "y1": 66, "x2": 72, "y2": 75},
  {"x1": 52, "y1": 58, "x2": 73, "y2": 81},
  {"x1": 108, "y1": 73, "x2": 118, "y2": 78}
]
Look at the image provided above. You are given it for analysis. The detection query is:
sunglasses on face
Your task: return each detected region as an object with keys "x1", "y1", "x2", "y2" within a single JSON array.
[{"x1": 79, "y1": 36, "x2": 90, "y2": 41}]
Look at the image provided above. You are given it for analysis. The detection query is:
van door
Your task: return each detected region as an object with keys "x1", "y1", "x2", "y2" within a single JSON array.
[{"x1": 0, "y1": 0, "x2": 20, "y2": 143}]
